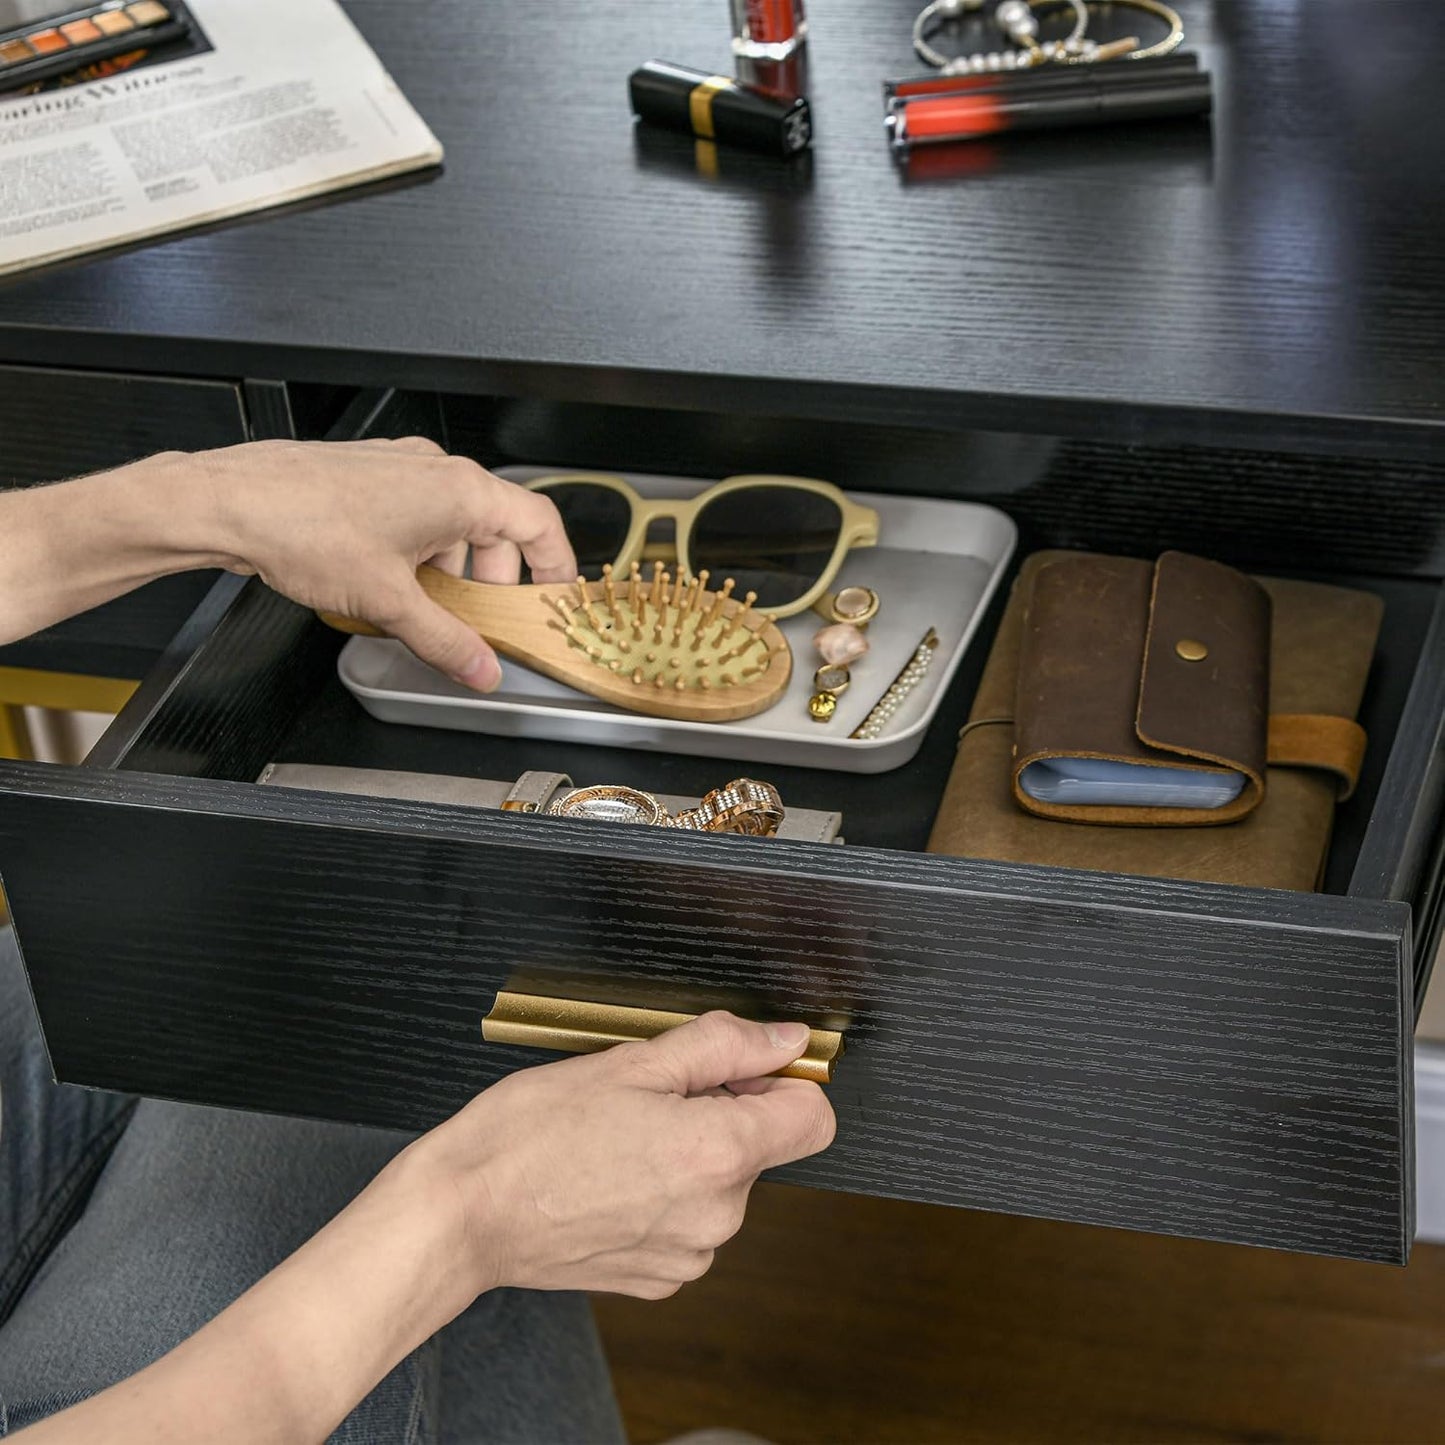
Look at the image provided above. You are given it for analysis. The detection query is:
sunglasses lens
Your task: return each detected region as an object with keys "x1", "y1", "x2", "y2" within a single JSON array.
[
  {"x1": 535, "y1": 482, "x2": 631, "y2": 580},
  {"x1": 691, "y1": 486, "x2": 843, "y2": 610}
]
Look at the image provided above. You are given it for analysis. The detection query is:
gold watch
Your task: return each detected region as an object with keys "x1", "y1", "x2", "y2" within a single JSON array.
[
  {"x1": 672, "y1": 779, "x2": 786, "y2": 837},
  {"x1": 547, "y1": 784, "x2": 670, "y2": 826},
  {"x1": 546, "y1": 777, "x2": 786, "y2": 837}
]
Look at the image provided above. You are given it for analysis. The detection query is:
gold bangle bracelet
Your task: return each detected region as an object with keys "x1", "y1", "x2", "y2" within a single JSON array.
[{"x1": 1083, "y1": 0, "x2": 1184, "y2": 61}]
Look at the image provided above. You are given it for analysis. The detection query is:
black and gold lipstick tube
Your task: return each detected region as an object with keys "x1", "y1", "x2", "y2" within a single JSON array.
[{"x1": 628, "y1": 60, "x2": 811, "y2": 157}]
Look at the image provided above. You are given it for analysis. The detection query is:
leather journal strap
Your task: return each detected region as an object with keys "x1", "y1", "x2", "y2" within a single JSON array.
[
  {"x1": 1267, "y1": 713, "x2": 1367, "y2": 800},
  {"x1": 1012, "y1": 551, "x2": 1271, "y2": 826},
  {"x1": 968, "y1": 711, "x2": 1367, "y2": 797}
]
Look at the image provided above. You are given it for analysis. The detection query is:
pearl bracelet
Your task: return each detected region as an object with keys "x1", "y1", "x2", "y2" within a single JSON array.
[
  {"x1": 912, "y1": 0, "x2": 1089, "y2": 75},
  {"x1": 911, "y1": 0, "x2": 1182, "y2": 74},
  {"x1": 850, "y1": 628, "x2": 940, "y2": 741}
]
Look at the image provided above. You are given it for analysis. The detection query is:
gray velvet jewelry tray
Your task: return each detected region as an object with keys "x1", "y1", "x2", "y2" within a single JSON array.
[
  {"x1": 257, "y1": 764, "x2": 845, "y2": 842},
  {"x1": 337, "y1": 468, "x2": 1017, "y2": 774}
]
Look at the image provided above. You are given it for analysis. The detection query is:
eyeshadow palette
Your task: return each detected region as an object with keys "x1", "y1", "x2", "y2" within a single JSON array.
[{"x1": 0, "y1": 0, "x2": 189, "y2": 91}]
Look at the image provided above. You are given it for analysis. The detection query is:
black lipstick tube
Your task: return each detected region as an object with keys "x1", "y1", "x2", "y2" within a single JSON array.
[
  {"x1": 887, "y1": 70, "x2": 1213, "y2": 149},
  {"x1": 883, "y1": 52, "x2": 1201, "y2": 108},
  {"x1": 629, "y1": 59, "x2": 812, "y2": 157}
]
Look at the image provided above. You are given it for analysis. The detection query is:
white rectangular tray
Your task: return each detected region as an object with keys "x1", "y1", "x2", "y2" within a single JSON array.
[{"x1": 338, "y1": 467, "x2": 1017, "y2": 774}]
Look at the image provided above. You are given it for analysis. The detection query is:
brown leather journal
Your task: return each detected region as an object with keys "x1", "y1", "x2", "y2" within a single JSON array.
[
  {"x1": 926, "y1": 551, "x2": 1384, "y2": 891},
  {"x1": 1013, "y1": 550, "x2": 1272, "y2": 826}
]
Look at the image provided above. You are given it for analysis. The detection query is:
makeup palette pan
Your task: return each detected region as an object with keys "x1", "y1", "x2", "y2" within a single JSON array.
[{"x1": 0, "y1": 1, "x2": 189, "y2": 91}]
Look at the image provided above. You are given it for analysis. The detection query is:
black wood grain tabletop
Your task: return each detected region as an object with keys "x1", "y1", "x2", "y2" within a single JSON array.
[
  {"x1": 0, "y1": 1, "x2": 1441, "y2": 455},
  {"x1": 2, "y1": 1, "x2": 1445, "y2": 450}
]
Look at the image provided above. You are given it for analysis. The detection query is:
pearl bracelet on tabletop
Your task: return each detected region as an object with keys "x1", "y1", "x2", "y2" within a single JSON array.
[
  {"x1": 911, "y1": 0, "x2": 1181, "y2": 74},
  {"x1": 913, "y1": 0, "x2": 1090, "y2": 74}
]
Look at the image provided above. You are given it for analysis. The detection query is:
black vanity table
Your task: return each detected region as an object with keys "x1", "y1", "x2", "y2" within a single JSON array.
[{"x1": 1, "y1": 0, "x2": 1442, "y2": 1266}]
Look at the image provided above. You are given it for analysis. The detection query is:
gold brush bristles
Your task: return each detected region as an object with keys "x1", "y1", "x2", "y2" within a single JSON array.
[
  {"x1": 551, "y1": 566, "x2": 782, "y2": 694},
  {"x1": 318, "y1": 564, "x2": 792, "y2": 722}
]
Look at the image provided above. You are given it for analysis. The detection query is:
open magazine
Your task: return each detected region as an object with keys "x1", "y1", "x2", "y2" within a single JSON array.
[{"x1": 0, "y1": 0, "x2": 442, "y2": 276}]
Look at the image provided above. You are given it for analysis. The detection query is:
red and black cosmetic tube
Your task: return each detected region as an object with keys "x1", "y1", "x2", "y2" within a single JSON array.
[
  {"x1": 883, "y1": 52, "x2": 1200, "y2": 107},
  {"x1": 629, "y1": 59, "x2": 812, "y2": 158},
  {"x1": 886, "y1": 68, "x2": 1212, "y2": 149},
  {"x1": 733, "y1": 0, "x2": 805, "y2": 50}
]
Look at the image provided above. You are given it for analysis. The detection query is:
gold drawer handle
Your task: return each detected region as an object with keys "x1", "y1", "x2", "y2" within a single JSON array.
[{"x1": 482, "y1": 990, "x2": 844, "y2": 1085}]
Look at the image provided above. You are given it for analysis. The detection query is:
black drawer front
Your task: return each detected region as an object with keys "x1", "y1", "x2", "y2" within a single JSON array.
[
  {"x1": 0, "y1": 364, "x2": 248, "y2": 679},
  {"x1": 0, "y1": 364, "x2": 246, "y2": 486},
  {"x1": 0, "y1": 763, "x2": 1411, "y2": 1263},
  {"x1": 0, "y1": 393, "x2": 1433, "y2": 1266}
]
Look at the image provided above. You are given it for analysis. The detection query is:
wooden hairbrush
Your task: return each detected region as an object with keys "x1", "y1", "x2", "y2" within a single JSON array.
[{"x1": 319, "y1": 561, "x2": 792, "y2": 722}]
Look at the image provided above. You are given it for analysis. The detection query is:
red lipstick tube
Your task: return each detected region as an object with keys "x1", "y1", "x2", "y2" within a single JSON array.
[
  {"x1": 886, "y1": 70, "x2": 1212, "y2": 149},
  {"x1": 731, "y1": 0, "x2": 807, "y2": 59}
]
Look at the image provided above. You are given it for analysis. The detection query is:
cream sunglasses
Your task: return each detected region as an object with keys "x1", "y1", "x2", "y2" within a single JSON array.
[{"x1": 524, "y1": 472, "x2": 879, "y2": 620}]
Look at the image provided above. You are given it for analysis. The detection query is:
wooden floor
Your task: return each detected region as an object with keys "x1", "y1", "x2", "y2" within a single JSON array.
[{"x1": 595, "y1": 1185, "x2": 1445, "y2": 1444}]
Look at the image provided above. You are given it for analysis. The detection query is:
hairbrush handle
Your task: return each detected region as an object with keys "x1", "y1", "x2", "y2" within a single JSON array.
[
  {"x1": 314, "y1": 566, "x2": 498, "y2": 637},
  {"x1": 317, "y1": 565, "x2": 793, "y2": 723}
]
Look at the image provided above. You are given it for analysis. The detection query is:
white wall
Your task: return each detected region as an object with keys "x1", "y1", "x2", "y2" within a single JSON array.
[
  {"x1": 1417, "y1": 1045, "x2": 1445, "y2": 1244},
  {"x1": 22, "y1": 707, "x2": 113, "y2": 763}
]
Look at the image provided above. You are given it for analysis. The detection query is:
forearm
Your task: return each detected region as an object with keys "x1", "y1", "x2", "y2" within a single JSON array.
[
  {"x1": 20, "y1": 1145, "x2": 484, "y2": 1445},
  {"x1": 0, "y1": 453, "x2": 231, "y2": 645},
  {"x1": 14, "y1": 1014, "x2": 832, "y2": 1442},
  {"x1": 0, "y1": 436, "x2": 580, "y2": 686}
]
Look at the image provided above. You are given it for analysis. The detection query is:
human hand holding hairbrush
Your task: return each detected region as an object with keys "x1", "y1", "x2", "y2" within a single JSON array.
[
  {"x1": 194, "y1": 435, "x2": 579, "y2": 692},
  {"x1": 0, "y1": 436, "x2": 580, "y2": 696},
  {"x1": 320, "y1": 560, "x2": 793, "y2": 722}
]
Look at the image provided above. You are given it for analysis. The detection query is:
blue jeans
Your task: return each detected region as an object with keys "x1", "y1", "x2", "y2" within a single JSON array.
[{"x1": 0, "y1": 927, "x2": 625, "y2": 1444}]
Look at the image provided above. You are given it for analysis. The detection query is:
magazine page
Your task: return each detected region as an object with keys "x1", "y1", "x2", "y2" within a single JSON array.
[{"x1": 0, "y1": 0, "x2": 442, "y2": 276}]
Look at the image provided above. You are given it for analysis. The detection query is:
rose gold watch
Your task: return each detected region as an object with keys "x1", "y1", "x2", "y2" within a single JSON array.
[
  {"x1": 672, "y1": 778, "x2": 786, "y2": 837},
  {"x1": 546, "y1": 777, "x2": 785, "y2": 837},
  {"x1": 546, "y1": 784, "x2": 670, "y2": 826}
]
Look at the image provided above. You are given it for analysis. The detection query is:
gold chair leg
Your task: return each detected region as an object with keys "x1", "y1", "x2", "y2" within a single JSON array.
[{"x1": 0, "y1": 667, "x2": 138, "y2": 715}]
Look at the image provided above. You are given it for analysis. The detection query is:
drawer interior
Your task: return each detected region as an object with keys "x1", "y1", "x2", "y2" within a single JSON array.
[
  {"x1": 262, "y1": 565, "x2": 1433, "y2": 899},
  {"x1": 103, "y1": 394, "x2": 1445, "y2": 918}
]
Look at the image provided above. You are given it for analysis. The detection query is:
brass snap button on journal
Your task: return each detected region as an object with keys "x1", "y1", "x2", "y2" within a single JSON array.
[{"x1": 1175, "y1": 638, "x2": 1209, "y2": 661}]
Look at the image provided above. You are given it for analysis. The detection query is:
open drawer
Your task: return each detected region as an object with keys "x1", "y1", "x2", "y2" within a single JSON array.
[{"x1": 2, "y1": 391, "x2": 1442, "y2": 1266}]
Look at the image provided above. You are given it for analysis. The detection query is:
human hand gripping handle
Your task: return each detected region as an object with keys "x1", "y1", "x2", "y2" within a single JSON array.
[
  {"x1": 16, "y1": 1013, "x2": 835, "y2": 1445},
  {"x1": 408, "y1": 1010, "x2": 838, "y2": 1300}
]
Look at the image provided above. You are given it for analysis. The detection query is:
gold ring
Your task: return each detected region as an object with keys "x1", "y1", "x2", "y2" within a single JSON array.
[{"x1": 817, "y1": 586, "x2": 880, "y2": 627}]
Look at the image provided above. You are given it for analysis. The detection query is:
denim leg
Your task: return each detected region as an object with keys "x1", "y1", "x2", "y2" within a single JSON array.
[
  {"x1": 0, "y1": 926, "x2": 136, "y2": 1328},
  {"x1": 436, "y1": 1289, "x2": 625, "y2": 1445},
  {"x1": 0, "y1": 927, "x2": 624, "y2": 1444},
  {"x1": 0, "y1": 1089, "x2": 428, "y2": 1441}
]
